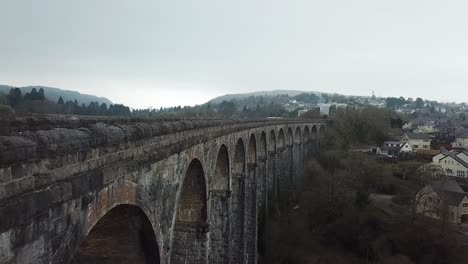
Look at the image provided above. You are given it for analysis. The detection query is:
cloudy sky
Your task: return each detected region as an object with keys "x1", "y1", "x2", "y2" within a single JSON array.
[{"x1": 1, "y1": 0, "x2": 467, "y2": 108}]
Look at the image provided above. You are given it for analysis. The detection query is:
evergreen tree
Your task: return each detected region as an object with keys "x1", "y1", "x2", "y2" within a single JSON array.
[
  {"x1": 58, "y1": 96, "x2": 64, "y2": 104},
  {"x1": 7, "y1": 88, "x2": 23, "y2": 106},
  {"x1": 38, "y1": 88, "x2": 45, "y2": 101},
  {"x1": 30, "y1": 88, "x2": 39, "y2": 100}
]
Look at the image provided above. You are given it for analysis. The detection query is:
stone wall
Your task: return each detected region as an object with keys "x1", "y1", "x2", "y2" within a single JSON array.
[{"x1": 0, "y1": 118, "x2": 326, "y2": 264}]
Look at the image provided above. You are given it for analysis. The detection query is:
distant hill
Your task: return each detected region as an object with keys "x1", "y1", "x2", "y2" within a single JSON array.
[
  {"x1": 208, "y1": 90, "x2": 325, "y2": 104},
  {"x1": 0, "y1": 85, "x2": 112, "y2": 105}
]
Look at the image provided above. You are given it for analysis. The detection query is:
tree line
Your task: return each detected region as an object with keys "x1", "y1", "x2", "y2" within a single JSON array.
[{"x1": 0, "y1": 88, "x2": 131, "y2": 117}]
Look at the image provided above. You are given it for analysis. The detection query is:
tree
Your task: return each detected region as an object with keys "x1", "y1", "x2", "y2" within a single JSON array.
[
  {"x1": 30, "y1": 88, "x2": 39, "y2": 100},
  {"x1": 219, "y1": 100, "x2": 236, "y2": 117},
  {"x1": 99, "y1": 103, "x2": 108, "y2": 115},
  {"x1": 38, "y1": 88, "x2": 45, "y2": 101},
  {"x1": 0, "y1": 104, "x2": 15, "y2": 117},
  {"x1": 7, "y1": 88, "x2": 23, "y2": 106},
  {"x1": 414, "y1": 97, "x2": 425, "y2": 109},
  {"x1": 58, "y1": 96, "x2": 64, "y2": 104}
]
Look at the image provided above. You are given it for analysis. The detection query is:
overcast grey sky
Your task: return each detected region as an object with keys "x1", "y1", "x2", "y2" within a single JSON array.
[{"x1": 1, "y1": 0, "x2": 467, "y2": 108}]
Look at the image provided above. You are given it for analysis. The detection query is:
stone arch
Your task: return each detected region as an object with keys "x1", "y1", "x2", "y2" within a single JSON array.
[
  {"x1": 277, "y1": 129, "x2": 285, "y2": 149},
  {"x1": 234, "y1": 138, "x2": 246, "y2": 174},
  {"x1": 259, "y1": 132, "x2": 267, "y2": 158},
  {"x1": 304, "y1": 126, "x2": 310, "y2": 143},
  {"x1": 294, "y1": 127, "x2": 302, "y2": 144},
  {"x1": 319, "y1": 125, "x2": 326, "y2": 139},
  {"x1": 247, "y1": 134, "x2": 257, "y2": 165},
  {"x1": 213, "y1": 144, "x2": 229, "y2": 190},
  {"x1": 287, "y1": 127, "x2": 293, "y2": 146},
  {"x1": 71, "y1": 204, "x2": 160, "y2": 264},
  {"x1": 268, "y1": 130, "x2": 276, "y2": 152},
  {"x1": 171, "y1": 158, "x2": 208, "y2": 263},
  {"x1": 176, "y1": 159, "x2": 207, "y2": 223},
  {"x1": 311, "y1": 125, "x2": 318, "y2": 140}
]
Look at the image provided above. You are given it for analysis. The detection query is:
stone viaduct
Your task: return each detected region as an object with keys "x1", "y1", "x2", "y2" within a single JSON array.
[{"x1": 0, "y1": 117, "x2": 326, "y2": 264}]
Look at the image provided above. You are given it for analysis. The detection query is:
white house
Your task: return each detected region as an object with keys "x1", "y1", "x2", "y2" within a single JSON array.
[
  {"x1": 401, "y1": 133, "x2": 431, "y2": 152},
  {"x1": 432, "y1": 151, "x2": 468, "y2": 178},
  {"x1": 399, "y1": 142, "x2": 413, "y2": 153}
]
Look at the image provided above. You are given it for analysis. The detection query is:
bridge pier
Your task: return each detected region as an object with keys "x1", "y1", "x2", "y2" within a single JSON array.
[
  {"x1": 286, "y1": 145, "x2": 294, "y2": 206},
  {"x1": 209, "y1": 190, "x2": 230, "y2": 264},
  {"x1": 256, "y1": 156, "x2": 267, "y2": 262},
  {"x1": 266, "y1": 151, "x2": 277, "y2": 205},
  {"x1": 171, "y1": 222, "x2": 208, "y2": 264},
  {"x1": 244, "y1": 163, "x2": 257, "y2": 264},
  {"x1": 293, "y1": 142, "x2": 302, "y2": 196},
  {"x1": 230, "y1": 172, "x2": 245, "y2": 264}
]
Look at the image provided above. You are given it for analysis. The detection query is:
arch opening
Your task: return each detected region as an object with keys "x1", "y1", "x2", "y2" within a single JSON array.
[
  {"x1": 304, "y1": 126, "x2": 310, "y2": 142},
  {"x1": 234, "y1": 138, "x2": 246, "y2": 174},
  {"x1": 268, "y1": 130, "x2": 276, "y2": 152},
  {"x1": 287, "y1": 127, "x2": 293, "y2": 146},
  {"x1": 277, "y1": 129, "x2": 285, "y2": 150},
  {"x1": 247, "y1": 134, "x2": 257, "y2": 165},
  {"x1": 294, "y1": 127, "x2": 302, "y2": 144},
  {"x1": 319, "y1": 125, "x2": 326, "y2": 139},
  {"x1": 171, "y1": 159, "x2": 208, "y2": 264},
  {"x1": 311, "y1": 126, "x2": 318, "y2": 140},
  {"x1": 71, "y1": 205, "x2": 160, "y2": 264},
  {"x1": 213, "y1": 144, "x2": 229, "y2": 190},
  {"x1": 259, "y1": 132, "x2": 267, "y2": 158},
  {"x1": 176, "y1": 159, "x2": 207, "y2": 224}
]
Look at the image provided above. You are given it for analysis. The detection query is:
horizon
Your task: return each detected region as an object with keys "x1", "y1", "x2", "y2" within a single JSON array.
[
  {"x1": 1, "y1": 83, "x2": 466, "y2": 108},
  {"x1": 2, "y1": 0, "x2": 468, "y2": 108}
]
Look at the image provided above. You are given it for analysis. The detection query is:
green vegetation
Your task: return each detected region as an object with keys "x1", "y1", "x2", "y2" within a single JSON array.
[{"x1": 264, "y1": 107, "x2": 468, "y2": 264}]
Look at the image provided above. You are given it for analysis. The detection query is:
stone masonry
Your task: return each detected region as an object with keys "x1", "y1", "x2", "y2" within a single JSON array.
[{"x1": 0, "y1": 117, "x2": 326, "y2": 264}]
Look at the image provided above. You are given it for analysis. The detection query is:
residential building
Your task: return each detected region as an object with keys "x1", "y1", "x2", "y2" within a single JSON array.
[
  {"x1": 401, "y1": 133, "x2": 432, "y2": 152},
  {"x1": 416, "y1": 179, "x2": 468, "y2": 224},
  {"x1": 399, "y1": 142, "x2": 413, "y2": 153},
  {"x1": 432, "y1": 151, "x2": 468, "y2": 178},
  {"x1": 452, "y1": 130, "x2": 468, "y2": 149},
  {"x1": 414, "y1": 121, "x2": 437, "y2": 134}
]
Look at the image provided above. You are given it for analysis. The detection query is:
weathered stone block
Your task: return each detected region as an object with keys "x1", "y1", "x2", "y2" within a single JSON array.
[{"x1": 0, "y1": 167, "x2": 11, "y2": 183}]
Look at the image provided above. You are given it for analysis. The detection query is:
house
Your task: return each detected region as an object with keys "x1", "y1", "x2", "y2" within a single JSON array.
[
  {"x1": 414, "y1": 121, "x2": 437, "y2": 134},
  {"x1": 399, "y1": 142, "x2": 413, "y2": 153},
  {"x1": 401, "y1": 133, "x2": 432, "y2": 152},
  {"x1": 432, "y1": 151, "x2": 468, "y2": 178},
  {"x1": 383, "y1": 141, "x2": 401, "y2": 148},
  {"x1": 452, "y1": 130, "x2": 468, "y2": 149},
  {"x1": 416, "y1": 179, "x2": 468, "y2": 224}
]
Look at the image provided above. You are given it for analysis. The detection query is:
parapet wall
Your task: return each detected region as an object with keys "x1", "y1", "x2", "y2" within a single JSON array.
[{"x1": 0, "y1": 118, "x2": 325, "y2": 204}]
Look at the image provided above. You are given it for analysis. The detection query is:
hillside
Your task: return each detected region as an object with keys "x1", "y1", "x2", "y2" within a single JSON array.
[
  {"x1": 0, "y1": 85, "x2": 112, "y2": 105},
  {"x1": 208, "y1": 90, "x2": 324, "y2": 104}
]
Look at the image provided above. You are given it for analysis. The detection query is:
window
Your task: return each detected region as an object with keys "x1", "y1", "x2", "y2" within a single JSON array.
[
  {"x1": 463, "y1": 203, "x2": 468, "y2": 208},
  {"x1": 423, "y1": 145, "x2": 428, "y2": 149},
  {"x1": 457, "y1": 171, "x2": 466, "y2": 177},
  {"x1": 428, "y1": 197, "x2": 433, "y2": 202},
  {"x1": 413, "y1": 145, "x2": 419, "y2": 149}
]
